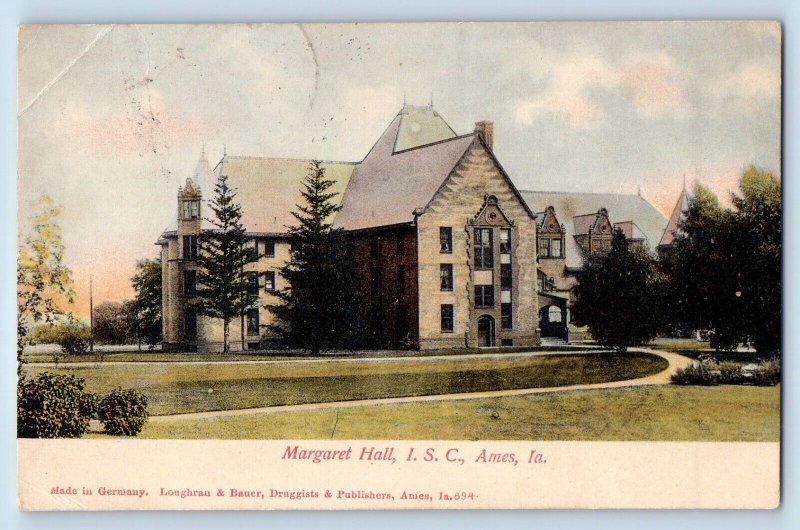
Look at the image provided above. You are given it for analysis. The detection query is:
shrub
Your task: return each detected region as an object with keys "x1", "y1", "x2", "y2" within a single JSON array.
[
  {"x1": 750, "y1": 359, "x2": 781, "y2": 386},
  {"x1": 98, "y1": 388, "x2": 149, "y2": 436},
  {"x1": 671, "y1": 363, "x2": 719, "y2": 386},
  {"x1": 716, "y1": 362, "x2": 745, "y2": 384},
  {"x1": 17, "y1": 373, "x2": 93, "y2": 438},
  {"x1": 31, "y1": 322, "x2": 92, "y2": 354}
]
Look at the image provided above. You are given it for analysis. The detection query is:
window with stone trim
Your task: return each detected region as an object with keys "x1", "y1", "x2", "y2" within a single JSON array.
[
  {"x1": 264, "y1": 270, "x2": 276, "y2": 292},
  {"x1": 246, "y1": 308, "x2": 260, "y2": 336},
  {"x1": 440, "y1": 227, "x2": 453, "y2": 253},
  {"x1": 183, "y1": 235, "x2": 198, "y2": 260},
  {"x1": 440, "y1": 264, "x2": 453, "y2": 291},
  {"x1": 262, "y1": 238, "x2": 275, "y2": 257},
  {"x1": 474, "y1": 227, "x2": 494, "y2": 269},
  {"x1": 184, "y1": 309, "x2": 197, "y2": 337},
  {"x1": 500, "y1": 228, "x2": 512, "y2": 253},
  {"x1": 501, "y1": 303, "x2": 512, "y2": 330},
  {"x1": 182, "y1": 269, "x2": 197, "y2": 296},
  {"x1": 475, "y1": 285, "x2": 495, "y2": 308},
  {"x1": 440, "y1": 304, "x2": 454, "y2": 333},
  {"x1": 500, "y1": 263, "x2": 512, "y2": 289},
  {"x1": 182, "y1": 200, "x2": 200, "y2": 220}
]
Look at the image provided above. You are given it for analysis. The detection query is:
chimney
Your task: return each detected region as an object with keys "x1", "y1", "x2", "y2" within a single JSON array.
[{"x1": 474, "y1": 121, "x2": 494, "y2": 150}]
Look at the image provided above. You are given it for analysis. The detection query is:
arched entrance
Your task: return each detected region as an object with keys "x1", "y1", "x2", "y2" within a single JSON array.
[
  {"x1": 539, "y1": 304, "x2": 567, "y2": 340},
  {"x1": 477, "y1": 315, "x2": 496, "y2": 348}
]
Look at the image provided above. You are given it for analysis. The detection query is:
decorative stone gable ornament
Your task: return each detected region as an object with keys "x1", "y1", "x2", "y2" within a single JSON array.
[{"x1": 469, "y1": 194, "x2": 513, "y2": 227}]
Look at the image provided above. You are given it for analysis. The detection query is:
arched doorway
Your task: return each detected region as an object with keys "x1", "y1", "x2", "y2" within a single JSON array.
[
  {"x1": 539, "y1": 304, "x2": 567, "y2": 340},
  {"x1": 477, "y1": 315, "x2": 495, "y2": 348}
]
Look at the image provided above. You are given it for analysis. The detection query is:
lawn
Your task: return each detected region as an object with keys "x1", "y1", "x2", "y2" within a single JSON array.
[
  {"x1": 24, "y1": 352, "x2": 667, "y2": 415},
  {"x1": 134, "y1": 384, "x2": 781, "y2": 441}
]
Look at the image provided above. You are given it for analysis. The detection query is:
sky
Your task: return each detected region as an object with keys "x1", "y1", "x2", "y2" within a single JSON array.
[{"x1": 16, "y1": 22, "x2": 781, "y2": 317}]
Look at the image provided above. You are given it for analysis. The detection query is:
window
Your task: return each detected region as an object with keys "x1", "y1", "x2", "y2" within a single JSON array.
[
  {"x1": 397, "y1": 265, "x2": 405, "y2": 293},
  {"x1": 183, "y1": 235, "x2": 198, "y2": 260},
  {"x1": 500, "y1": 228, "x2": 512, "y2": 253},
  {"x1": 548, "y1": 305, "x2": 563, "y2": 323},
  {"x1": 246, "y1": 308, "x2": 260, "y2": 336},
  {"x1": 262, "y1": 238, "x2": 275, "y2": 257},
  {"x1": 501, "y1": 303, "x2": 512, "y2": 330},
  {"x1": 439, "y1": 227, "x2": 453, "y2": 254},
  {"x1": 396, "y1": 234, "x2": 405, "y2": 255},
  {"x1": 500, "y1": 263, "x2": 512, "y2": 290},
  {"x1": 264, "y1": 271, "x2": 276, "y2": 292},
  {"x1": 182, "y1": 270, "x2": 197, "y2": 296},
  {"x1": 247, "y1": 272, "x2": 259, "y2": 298},
  {"x1": 182, "y1": 200, "x2": 199, "y2": 220},
  {"x1": 441, "y1": 304, "x2": 454, "y2": 333},
  {"x1": 474, "y1": 228, "x2": 494, "y2": 269},
  {"x1": 551, "y1": 239, "x2": 562, "y2": 258},
  {"x1": 440, "y1": 264, "x2": 454, "y2": 291},
  {"x1": 539, "y1": 237, "x2": 550, "y2": 258},
  {"x1": 184, "y1": 309, "x2": 197, "y2": 336},
  {"x1": 475, "y1": 285, "x2": 495, "y2": 308}
]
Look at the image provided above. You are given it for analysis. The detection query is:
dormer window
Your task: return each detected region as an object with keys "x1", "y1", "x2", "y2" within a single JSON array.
[{"x1": 182, "y1": 200, "x2": 200, "y2": 220}]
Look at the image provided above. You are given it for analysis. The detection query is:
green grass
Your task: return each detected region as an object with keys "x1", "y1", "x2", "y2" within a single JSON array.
[
  {"x1": 133, "y1": 384, "x2": 780, "y2": 441},
  {"x1": 24, "y1": 352, "x2": 667, "y2": 415}
]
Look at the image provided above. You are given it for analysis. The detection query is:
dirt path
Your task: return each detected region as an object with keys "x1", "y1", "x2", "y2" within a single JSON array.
[{"x1": 148, "y1": 348, "x2": 692, "y2": 423}]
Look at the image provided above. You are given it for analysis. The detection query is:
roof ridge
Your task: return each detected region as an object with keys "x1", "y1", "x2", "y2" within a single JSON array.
[
  {"x1": 219, "y1": 155, "x2": 359, "y2": 165},
  {"x1": 521, "y1": 189, "x2": 641, "y2": 197},
  {"x1": 392, "y1": 132, "x2": 475, "y2": 154}
]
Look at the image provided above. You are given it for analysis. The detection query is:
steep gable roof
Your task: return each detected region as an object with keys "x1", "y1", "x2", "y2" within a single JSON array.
[
  {"x1": 522, "y1": 190, "x2": 668, "y2": 268},
  {"x1": 334, "y1": 106, "x2": 475, "y2": 230},
  {"x1": 658, "y1": 187, "x2": 690, "y2": 247}
]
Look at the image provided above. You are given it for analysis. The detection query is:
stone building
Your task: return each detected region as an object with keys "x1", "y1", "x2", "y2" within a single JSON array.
[{"x1": 158, "y1": 104, "x2": 669, "y2": 351}]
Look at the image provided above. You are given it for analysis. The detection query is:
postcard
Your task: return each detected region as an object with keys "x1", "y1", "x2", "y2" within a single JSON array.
[{"x1": 16, "y1": 21, "x2": 781, "y2": 510}]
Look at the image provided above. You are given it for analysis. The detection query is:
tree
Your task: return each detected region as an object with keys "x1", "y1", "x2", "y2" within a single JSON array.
[
  {"x1": 194, "y1": 174, "x2": 257, "y2": 353},
  {"x1": 93, "y1": 301, "x2": 130, "y2": 344},
  {"x1": 17, "y1": 196, "x2": 76, "y2": 375},
  {"x1": 267, "y1": 161, "x2": 360, "y2": 354},
  {"x1": 127, "y1": 258, "x2": 163, "y2": 350},
  {"x1": 572, "y1": 229, "x2": 665, "y2": 352},
  {"x1": 732, "y1": 166, "x2": 781, "y2": 355}
]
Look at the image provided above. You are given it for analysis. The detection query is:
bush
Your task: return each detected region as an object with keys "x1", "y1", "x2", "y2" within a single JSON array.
[
  {"x1": 98, "y1": 388, "x2": 149, "y2": 436},
  {"x1": 671, "y1": 363, "x2": 719, "y2": 386},
  {"x1": 31, "y1": 322, "x2": 91, "y2": 354},
  {"x1": 750, "y1": 359, "x2": 780, "y2": 386},
  {"x1": 17, "y1": 373, "x2": 94, "y2": 438},
  {"x1": 716, "y1": 362, "x2": 745, "y2": 384}
]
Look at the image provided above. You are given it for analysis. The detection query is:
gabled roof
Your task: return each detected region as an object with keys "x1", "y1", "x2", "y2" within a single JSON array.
[
  {"x1": 614, "y1": 221, "x2": 647, "y2": 241},
  {"x1": 573, "y1": 210, "x2": 609, "y2": 236},
  {"x1": 521, "y1": 190, "x2": 668, "y2": 268},
  {"x1": 334, "y1": 106, "x2": 476, "y2": 230},
  {"x1": 658, "y1": 187, "x2": 690, "y2": 247}
]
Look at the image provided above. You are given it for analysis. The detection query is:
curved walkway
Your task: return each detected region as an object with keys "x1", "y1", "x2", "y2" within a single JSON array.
[{"x1": 148, "y1": 347, "x2": 692, "y2": 423}]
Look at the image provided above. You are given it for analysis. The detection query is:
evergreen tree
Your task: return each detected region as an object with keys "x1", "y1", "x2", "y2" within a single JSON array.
[
  {"x1": 267, "y1": 161, "x2": 359, "y2": 354},
  {"x1": 127, "y1": 258, "x2": 163, "y2": 350},
  {"x1": 194, "y1": 174, "x2": 257, "y2": 353},
  {"x1": 572, "y1": 229, "x2": 665, "y2": 352}
]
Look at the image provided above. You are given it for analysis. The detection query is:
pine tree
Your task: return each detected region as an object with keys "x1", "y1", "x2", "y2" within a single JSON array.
[
  {"x1": 127, "y1": 258, "x2": 163, "y2": 350},
  {"x1": 267, "y1": 161, "x2": 360, "y2": 354},
  {"x1": 194, "y1": 174, "x2": 257, "y2": 353}
]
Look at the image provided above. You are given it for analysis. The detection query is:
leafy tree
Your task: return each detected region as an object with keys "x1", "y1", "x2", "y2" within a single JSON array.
[
  {"x1": 17, "y1": 196, "x2": 76, "y2": 375},
  {"x1": 267, "y1": 161, "x2": 360, "y2": 354},
  {"x1": 127, "y1": 258, "x2": 163, "y2": 350},
  {"x1": 572, "y1": 229, "x2": 665, "y2": 352},
  {"x1": 732, "y1": 166, "x2": 781, "y2": 355},
  {"x1": 93, "y1": 301, "x2": 130, "y2": 345},
  {"x1": 194, "y1": 174, "x2": 257, "y2": 353}
]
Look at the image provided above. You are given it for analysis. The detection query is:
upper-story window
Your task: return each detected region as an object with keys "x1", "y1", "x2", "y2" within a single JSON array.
[
  {"x1": 440, "y1": 264, "x2": 454, "y2": 291},
  {"x1": 246, "y1": 272, "x2": 259, "y2": 299},
  {"x1": 182, "y1": 269, "x2": 197, "y2": 296},
  {"x1": 539, "y1": 237, "x2": 563, "y2": 258},
  {"x1": 474, "y1": 227, "x2": 494, "y2": 269},
  {"x1": 262, "y1": 238, "x2": 275, "y2": 257},
  {"x1": 440, "y1": 227, "x2": 453, "y2": 253},
  {"x1": 183, "y1": 235, "x2": 198, "y2": 260},
  {"x1": 264, "y1": 271, "x2": 276, "y2": 292},
  {"x1": 500, "y1": 228, "x2": 512, "y2": 253},
  {"x1": 182, "y1": 200, "x2": 200, "y2": 220}
]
